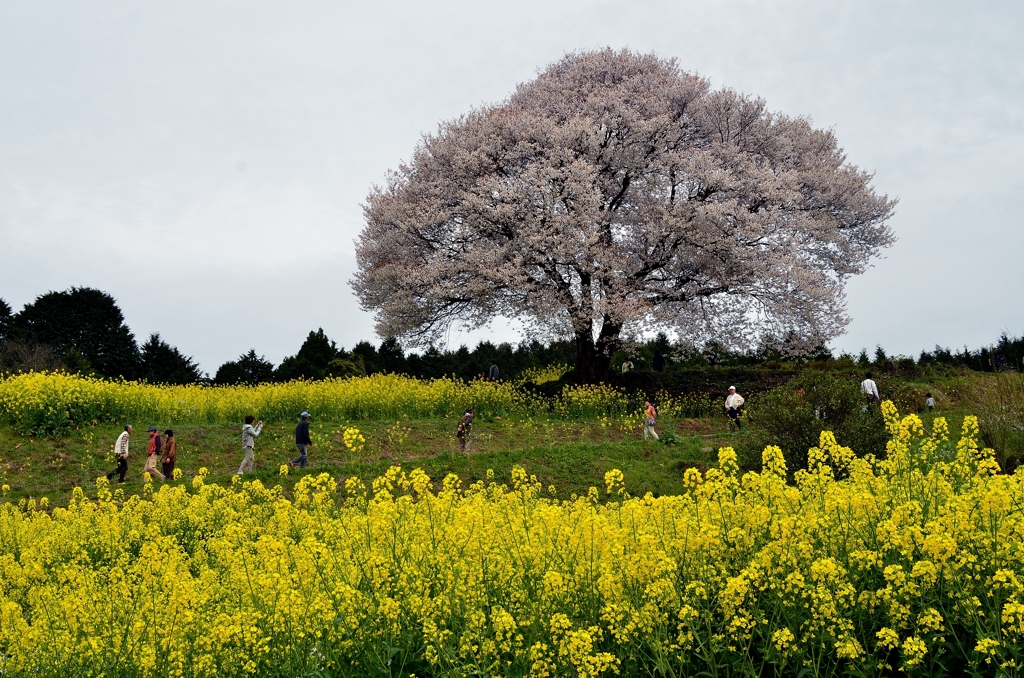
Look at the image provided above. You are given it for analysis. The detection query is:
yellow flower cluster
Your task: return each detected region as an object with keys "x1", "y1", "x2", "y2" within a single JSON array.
[
  {"x1": 514, "y1": 364, "x2": 571, "y2": 385},
  {"x1": 0, "y1": 403, "x2": 1021, "y2": 676},
  {"x1": 552, "y1": 383, "x2": 629, "y2": 418},
  {"x1": 342, "y1": 426, "x2": 366, "y2": 454}
]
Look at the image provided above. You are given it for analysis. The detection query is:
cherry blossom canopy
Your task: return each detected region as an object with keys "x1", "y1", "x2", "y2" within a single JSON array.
[{"x1": 353, "y1": 48, "x2": 896, "y2": 381}]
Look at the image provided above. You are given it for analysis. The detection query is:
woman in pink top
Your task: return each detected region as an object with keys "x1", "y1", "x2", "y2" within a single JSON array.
[{"x1": 643, "y1": 400, "x2": 658, "y2": 441}]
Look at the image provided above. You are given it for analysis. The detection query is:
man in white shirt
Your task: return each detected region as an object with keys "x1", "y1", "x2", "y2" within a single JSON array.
[
  {"x1": 621, "y1": 358, "x2": 634, "y2": 374},
  {"x1": 861, "y1": 373, "x2": 880, "y2": 404},
  {"x1": 725, "y1": 386, "x2": 745, "y2": 431},
  {"x1": 106, "y1": 424, "x2": 132, "y2": 483}
]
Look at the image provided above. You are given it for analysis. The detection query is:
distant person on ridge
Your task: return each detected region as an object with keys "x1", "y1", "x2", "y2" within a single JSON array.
[
  {"x1": 238, "y1": 416, "x2": 263, "y2": 475},
  {"x1": 489, "y1": 361, "x2": 499, "y2": 381},
  {"x1": 144, "y1": 426, "x2": 165, "y2": 481},
  {"x1": 861, "y1": 373, "x2": 879, "y2": 404},
  {"x1": 456, "y1": 408, "x2": 474, "y2": 453},
  {"x1": 643, "y1": 400, "x2": 658, "y2": 440},
  {"x1": 290, "y1": 411, "x2": 312, "y2": 469},
  {"x1": 725, "y1": 386, "x2": 745, "y2": 431},
  {"x1": 653, "y1": 352, "x2": 665, "y2": 372},
  {"x1": 162, "y1": 429, "x2": 177, "y2": 479},
  {"x1": 106, "y1": 424, "x2": 131, "y2": 483}
]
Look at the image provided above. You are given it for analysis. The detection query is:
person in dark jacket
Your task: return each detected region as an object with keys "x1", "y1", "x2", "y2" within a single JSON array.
[
  {"x1": 653, "y1": 352, "x2": 666, "y2": 372},
  {"x1": 290, "y1": 411, "x2": 312, "y2": 469}
]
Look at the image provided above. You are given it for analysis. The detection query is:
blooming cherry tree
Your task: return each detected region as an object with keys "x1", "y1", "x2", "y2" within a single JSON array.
[{"x1": 353, "y1": 49, "x2": 896, "y2": 382}]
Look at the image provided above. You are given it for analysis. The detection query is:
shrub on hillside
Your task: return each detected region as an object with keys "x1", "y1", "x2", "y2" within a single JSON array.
[
  {"x1": 956, "y1": 372, "x2": 1024, "y2": 471},
  {"x1": 739, "y1": 371, "x2": 888, "y2": 472},
  {"x1": 884, "y1": 380, "x2": 927, "y2": 415}
]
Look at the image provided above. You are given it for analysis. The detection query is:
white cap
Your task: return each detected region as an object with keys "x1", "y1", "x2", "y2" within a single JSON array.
[{"x1": 728, "y1": 385, "x2": 736, "y2": 391}]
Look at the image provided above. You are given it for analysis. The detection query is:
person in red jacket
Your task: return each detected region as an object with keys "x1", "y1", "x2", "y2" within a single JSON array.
[{"x1": 143, "y1": 426, "x2": 165, "y2": 481}]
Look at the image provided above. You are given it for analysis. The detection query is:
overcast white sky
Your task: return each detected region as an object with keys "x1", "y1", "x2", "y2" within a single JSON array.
[{"x1": 1, "y1": 0, "x2": 1021, "y2": 373}]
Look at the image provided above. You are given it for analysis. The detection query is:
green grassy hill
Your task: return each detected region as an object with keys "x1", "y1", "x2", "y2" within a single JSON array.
[
  {"x1": 0, "y1": 415, "x2": 733, "y2": 507},
  {"x1": 1, "y1": 368, "x2": 1020, "y2": 507}
]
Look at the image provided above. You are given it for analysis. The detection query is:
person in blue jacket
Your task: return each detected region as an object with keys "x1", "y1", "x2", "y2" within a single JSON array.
[{"x1": 290, "y1": 411, "x2": 313, "y2": 469}]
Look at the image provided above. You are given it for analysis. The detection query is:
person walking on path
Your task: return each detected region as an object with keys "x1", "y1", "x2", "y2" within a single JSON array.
[
  {"x1": 488, "y1": 361, "x2": 499, "y2": 381},
  {"x1": 643, "y1": 400, "x2": 659, "y2": 440},
  {"x1": 861, "y1": 373, "x2": 880, "y2": 404},
  {"x1": 143, "y1": 426, "x2": 166, "y2": 481},
  {"x1": 106, "y1": 424, "x2": 131, "y2": 483},
  {"x1": 162, "y1": 430, "x2": 177, "y2": 479},
  {"x1": 456, "y1": 408, "x2": 474, "y2": 453},
  {"x1": 725, "y1": 386, "x2": 745, "y2": 431},
  {"x1": 290, "y1": 412, "x2": 312, "y2": 469},
  {"x1": 925, "y1": 393, "x2": 936, "y2": 412},
  {"x1": 238, "y1": 415, "x2": 263, "y2": 475}
]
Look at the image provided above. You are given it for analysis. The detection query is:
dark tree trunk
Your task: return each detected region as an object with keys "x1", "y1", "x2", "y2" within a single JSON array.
[{"x1": 574, "y1": 320, "x2": 621, "y2": 384}]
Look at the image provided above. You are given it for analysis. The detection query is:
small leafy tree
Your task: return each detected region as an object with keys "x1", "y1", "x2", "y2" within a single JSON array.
[
  {"x1": 214, "y1": 350, "x2": 275, "y2": 385},
  {"x1": 0, "y1": 341, "x2": 68, "y2": 374},
  {"x1": 351, "y1": 341, "x2": 381, "y2": 375},
  {"x1": 741, "y1": 371, "x2": 888, "y2": 473},
  {"x1": 139, "y1": 333, "x2": 203, "y2": 384},
  {"x1": 276, "y1": 329, "x2": 365, "y2": 381}
]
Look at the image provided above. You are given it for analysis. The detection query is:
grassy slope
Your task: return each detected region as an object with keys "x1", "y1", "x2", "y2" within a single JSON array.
[
  {"x1": 0, "y1": 415, "x2": 735, "y2": 506},
  {"x1": 2, "y1": 369, "x2": 1014, "y2": 506}
]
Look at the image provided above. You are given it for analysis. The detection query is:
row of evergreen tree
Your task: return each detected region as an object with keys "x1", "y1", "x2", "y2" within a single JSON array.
[
  {"x1": 0, "y1": 287, "x2": 577, "y2": 385},
  {"x1": 1, "y1": 287, "x2": 1021, "y2": 385},
  {"x1": 213, "y1": 334, "x2": 579, "y2": 386}
]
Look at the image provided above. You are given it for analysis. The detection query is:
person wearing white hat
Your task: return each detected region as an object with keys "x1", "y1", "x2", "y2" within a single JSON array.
[
  {"x1": 725, "y1": 386, "x2": 745, "y2": 431},
  {"x1": 290, "y1": 411, "x2": 312, "y2": 469}
]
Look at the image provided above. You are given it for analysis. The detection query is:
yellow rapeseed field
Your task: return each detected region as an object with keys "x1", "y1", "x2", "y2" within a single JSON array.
[
  {"x1": 0, "y1": 402, "x2": 1022, "y2": 676},
  {"x1": 0, "y1": 372, "x2": 637, "y2": 435}
]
